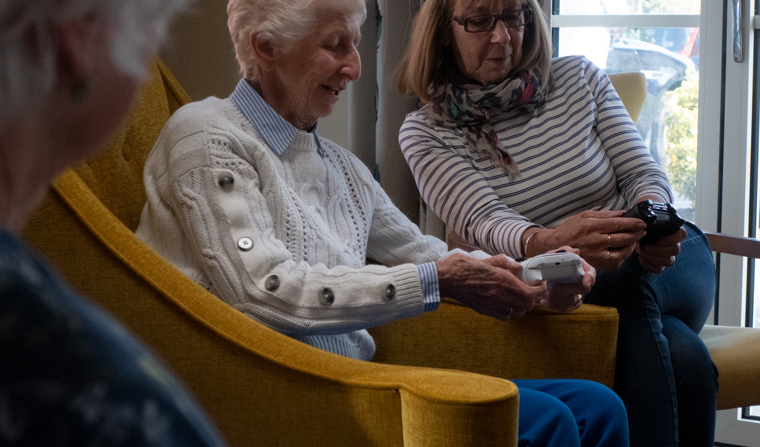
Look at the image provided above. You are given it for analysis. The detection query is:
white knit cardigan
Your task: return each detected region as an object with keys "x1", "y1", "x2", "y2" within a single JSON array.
[{"x1": 136, "y1": 96, "x2": 476, "y2": 360}]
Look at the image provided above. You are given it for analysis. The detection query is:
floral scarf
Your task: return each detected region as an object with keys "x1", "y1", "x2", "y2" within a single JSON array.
[{"x1": 428, "y1": 68, "x2": 546, "y2": 180}]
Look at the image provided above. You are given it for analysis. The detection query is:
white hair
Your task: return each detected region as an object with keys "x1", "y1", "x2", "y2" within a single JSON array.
[
  {"x1": 227, "y1": 0, "x2": 367, "y2": 80},
  {"x1": 0, "y1": 0, "x2": 190, "y2": 129}
]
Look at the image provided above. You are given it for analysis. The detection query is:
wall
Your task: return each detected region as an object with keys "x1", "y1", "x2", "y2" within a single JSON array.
[
  {"x1": 161, "y1": 0, "x2": 351, "y2": 148},
  {"x1": 160, "y1": 0, "x2": 239, "y2": 100},
  {"x1": 160, "y1": 0, "x2": 423, "y2": 226}
]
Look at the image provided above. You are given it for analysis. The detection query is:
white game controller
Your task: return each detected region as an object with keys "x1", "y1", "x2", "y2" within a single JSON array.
[{"x1": 520, "y1": 252, "x2": 585, "y2": 288}]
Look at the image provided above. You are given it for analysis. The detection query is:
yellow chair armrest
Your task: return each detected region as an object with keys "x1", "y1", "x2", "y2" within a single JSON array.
[
  {"x1": 23, "y1": 170, "x2": 520, "y2": 447},
  {"x1": 370, "y1": 299, "x2": 619, "y2": 389}
]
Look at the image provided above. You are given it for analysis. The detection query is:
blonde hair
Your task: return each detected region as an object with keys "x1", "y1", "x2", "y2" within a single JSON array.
[
  {"x1": 227, "y1": 0, "x2": 367, "y2": 80},
  {"x1": 396, "y1": 0, "x2": 552, "y2": 101}
]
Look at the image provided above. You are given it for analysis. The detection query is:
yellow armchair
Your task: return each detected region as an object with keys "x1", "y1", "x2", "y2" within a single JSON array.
[{"x1": 22, "y1": 59, "x2": 622, "y2": 446}]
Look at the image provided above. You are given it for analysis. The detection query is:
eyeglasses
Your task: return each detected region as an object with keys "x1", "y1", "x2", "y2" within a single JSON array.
[{"x1": 452, "y1": 6, "x2": 533, "y2": 33}]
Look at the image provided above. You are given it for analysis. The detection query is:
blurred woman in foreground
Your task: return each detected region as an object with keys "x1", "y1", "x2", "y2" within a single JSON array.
[{"x1": 0, "y1": 0, "x2": 227, "y2": 444}]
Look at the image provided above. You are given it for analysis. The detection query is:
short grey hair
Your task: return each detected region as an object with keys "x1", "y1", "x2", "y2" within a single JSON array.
[
  {"x1": 227, "y1": 0, "x2": 367, "y2": 80},
  {"x1": 0, "y1": 0, "x2": 190, "y2": 129}
]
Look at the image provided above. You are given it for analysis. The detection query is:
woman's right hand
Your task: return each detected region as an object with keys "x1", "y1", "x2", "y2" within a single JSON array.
[
  {"x1": 528, "y1": 210, "x2": 647, "y2": 270},
  {"x1": 436, "y1": 253, "x2": 545, "y2": 320}
]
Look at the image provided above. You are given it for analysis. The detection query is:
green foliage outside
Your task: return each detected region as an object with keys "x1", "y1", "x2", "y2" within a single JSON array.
[{"x1": 663, "y1": 69, "x2": 699, "y2": 208}]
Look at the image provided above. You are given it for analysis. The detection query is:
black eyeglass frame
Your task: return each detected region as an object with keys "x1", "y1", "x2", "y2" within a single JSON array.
[{"x1": 452, "y1": 6, "x2": 533, "y2": 33}]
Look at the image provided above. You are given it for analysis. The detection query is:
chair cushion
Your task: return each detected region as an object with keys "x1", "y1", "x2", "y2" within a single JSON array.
[{"x1": 700, "y1": 324, "x2": 760, "y2": 410}]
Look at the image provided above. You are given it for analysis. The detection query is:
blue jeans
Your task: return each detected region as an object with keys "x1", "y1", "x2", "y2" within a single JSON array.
[
  {"x1": 514, "y1": 379, "x2": 629, "y2": 446},
  {"x1": 584, "y1": 222, "x2": 718, "y2": 447}
]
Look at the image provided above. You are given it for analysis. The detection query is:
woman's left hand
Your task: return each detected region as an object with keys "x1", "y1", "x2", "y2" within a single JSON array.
[
  {"x1": 635, "y1": 228, "x2": 687, "y2": 273},
  {"x1": 537, "y1": 247, "x2": 596, "y2": 312}
]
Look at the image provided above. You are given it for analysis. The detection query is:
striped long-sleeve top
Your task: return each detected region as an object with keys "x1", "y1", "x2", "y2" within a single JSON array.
[{"x1": 399, "y1": 56, "x2": 674, "y2": 259}]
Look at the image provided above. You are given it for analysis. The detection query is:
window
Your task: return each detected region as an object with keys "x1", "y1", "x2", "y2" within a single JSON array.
[{"x1": 551, "y1": 1, "x2": 700, "y2": 221}]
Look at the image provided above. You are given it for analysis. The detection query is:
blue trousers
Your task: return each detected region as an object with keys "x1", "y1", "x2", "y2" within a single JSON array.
[
  {"x1": 584, "y1": 222, "x2": 718, "y2": 447},
  {"x1": 514, "y1": 379, "x2": 629, "y2": 446}
]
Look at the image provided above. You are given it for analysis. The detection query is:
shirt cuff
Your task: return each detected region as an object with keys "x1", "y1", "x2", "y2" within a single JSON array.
[{"x1": 416, "y1": 262, "x2": 440, "y2": 312}]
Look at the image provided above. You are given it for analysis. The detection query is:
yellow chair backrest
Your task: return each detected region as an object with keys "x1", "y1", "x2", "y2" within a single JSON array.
[
  {"x1": 608, "y1": 72, "x2": 647, "y2": 125},
  {"x1": 73, "y1": 58, "x2": 190, "y2": 231}
]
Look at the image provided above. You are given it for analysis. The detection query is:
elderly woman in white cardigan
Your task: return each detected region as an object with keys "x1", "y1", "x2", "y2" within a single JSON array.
[{"x1": 136, "y1": 1, "x2": 628, "y2": 445}]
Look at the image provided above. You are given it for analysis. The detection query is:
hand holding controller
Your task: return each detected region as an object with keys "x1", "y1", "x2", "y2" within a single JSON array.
[
  {"x1": 623, "y1": 200, "x2": 684, "y2": 246},
  {"x1": 520, "y1": 252, "x2": 585, "y2": 288}
]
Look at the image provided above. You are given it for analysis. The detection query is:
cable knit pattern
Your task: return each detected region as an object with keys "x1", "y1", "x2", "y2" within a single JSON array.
[
  {"x1": 400, "y1": 56, "x2": 674, "y2": 259},
  {"x1": 136, "y1": 95, "x2": 460, "y2": 361}
]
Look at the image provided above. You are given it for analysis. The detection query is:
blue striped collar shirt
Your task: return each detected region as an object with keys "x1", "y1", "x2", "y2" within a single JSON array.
[{"x1": 230, "y1": 78, "x2": 325, "y2": 157}]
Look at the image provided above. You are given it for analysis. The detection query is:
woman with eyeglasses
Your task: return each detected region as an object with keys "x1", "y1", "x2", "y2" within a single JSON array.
[{"x1": 397, "y1": 0, "x2": 717, "y2": 446}]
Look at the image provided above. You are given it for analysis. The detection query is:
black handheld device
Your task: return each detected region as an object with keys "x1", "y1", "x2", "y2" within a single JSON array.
[{"x1": 623, "y1": 200, "x2": 684, "y2": 246}]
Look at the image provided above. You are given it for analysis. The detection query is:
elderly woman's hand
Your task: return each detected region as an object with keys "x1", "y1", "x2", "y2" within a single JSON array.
[
  {"x1": 635, "y1": 227, "x2": 687, "y2": 273},
  {"x1": 436, "y1": 253, "x2": 545, "y2": 320},
  {"x1": 536, "y1": 247, "x2": 596, "y2": 312},
  {"x1": 527, "y1": 210, "x2": 647, "y2": 270}
]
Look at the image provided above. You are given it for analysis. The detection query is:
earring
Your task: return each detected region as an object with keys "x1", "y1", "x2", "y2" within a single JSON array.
[{"x1": 70, "y1": 79, "x2": 89, "y2": 102}]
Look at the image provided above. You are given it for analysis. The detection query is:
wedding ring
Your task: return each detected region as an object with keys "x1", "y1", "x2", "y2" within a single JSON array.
[
  {"x1": 670, "y1": 255, "x2": 676, "y2": 265},
  {"x1": 608, "y1": 234, "x2": 612, "y2": 246},
  {"x1": 606, "y1": 250, "x2": 610, "y2": 262}
]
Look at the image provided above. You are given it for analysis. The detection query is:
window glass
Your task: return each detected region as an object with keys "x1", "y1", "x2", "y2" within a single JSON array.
[
  {"x1": 558, "y1": 0, "x2": 700, "y2": 15},
  {"x1": 557, "y1": 26, "x2": 700, "y2": 222}
]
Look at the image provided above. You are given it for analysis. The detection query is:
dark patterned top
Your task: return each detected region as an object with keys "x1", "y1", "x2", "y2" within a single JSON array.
[{"x1": 0, "y1": 230, "x2": 227, "y2": 446}]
